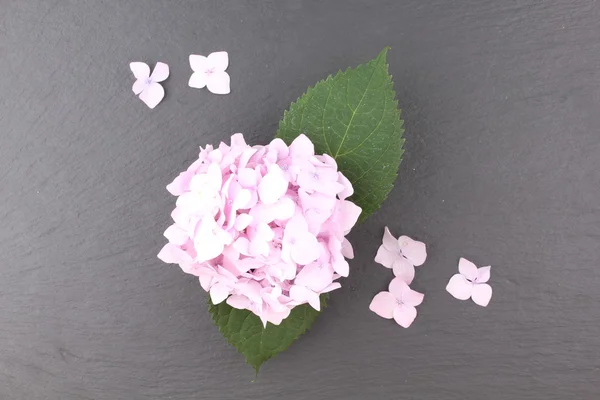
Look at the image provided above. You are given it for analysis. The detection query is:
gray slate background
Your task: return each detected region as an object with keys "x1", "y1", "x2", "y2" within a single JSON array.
[{"x1": 1, "y1": 0, "x2": 599, "y2": 399}]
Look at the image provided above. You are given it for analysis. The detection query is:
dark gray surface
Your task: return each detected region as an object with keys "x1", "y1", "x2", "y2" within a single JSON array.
[{"x1": 1, "y1": 0, "x2": 599, "y2": 399}]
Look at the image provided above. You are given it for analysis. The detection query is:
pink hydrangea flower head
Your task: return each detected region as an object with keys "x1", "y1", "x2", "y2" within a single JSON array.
[{"x1": 158, "y1": 134, "x2": 361, "y2": 326}]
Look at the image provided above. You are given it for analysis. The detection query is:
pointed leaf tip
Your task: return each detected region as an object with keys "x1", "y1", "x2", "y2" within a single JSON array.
[{"x1": 378, "y1": 46, "x2": 391, "y2": 61}]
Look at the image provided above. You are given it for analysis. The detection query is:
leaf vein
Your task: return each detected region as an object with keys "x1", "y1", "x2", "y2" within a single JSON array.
[
  {"x1": 336, "y1": 93, "x2": 388, "y2": 157},
  {"x1": 333, "y1": 63, "x2": 379, "y2": 158}
]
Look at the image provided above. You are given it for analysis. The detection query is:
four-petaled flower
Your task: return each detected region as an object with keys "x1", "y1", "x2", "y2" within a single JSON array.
[
  {"x1": 375, "y1": 226, "x2": 427, "y2": 284},
  {"x1": 130, "y1": 61, "x2": 169, "y2": 109},
  {"x1": 446, "y1": 258, "x2": 492, "y2": 307},
  {"x1": 369, "y1": 277, "x2": 424, "y2": 328},
  {"x1": 189, "y1": 51, "x2": 230, "y2": 94}
]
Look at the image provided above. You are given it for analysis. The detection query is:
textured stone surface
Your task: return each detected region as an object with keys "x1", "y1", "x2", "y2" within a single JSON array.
[{"x1": 1, "y1": 1, "x2": 599, "y2": 399}]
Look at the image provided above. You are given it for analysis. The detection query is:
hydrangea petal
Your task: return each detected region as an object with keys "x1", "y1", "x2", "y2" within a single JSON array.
[
  {"x1": 226, "y1": 294, "x2": 250, "y2": 309},
  {"x1": 331, "y1": 256, "x2": 349, "y2": 277},
  {"x1": 255, "y1": 223, "x2": 274, "y2": 242},
  {"x1": 132, "y1": 79, "x2": 146, "y2": 95},
  {"x1": 233, "y1": 189, "x2": 251, "y2": 209},
  {"x1": 299, "y1": 190, "x2": 336, "y2": 216},
  {"x1": 237, "y1": 168, "x2": 258, "y2": 187},
  {"x1": 189, "y1": 55, "x2": 209, "y2": 72},
  {"x1": 458, "y1": 257, "x2": 479, "y2": 281},
  {"x1": 157, "y1": 243, "x2": 192, "y2": 264},
  {"x1": 446, "y1": 274, "x2": 473, "y2": 300},
  {"x1": 398, "y1": 235, "x2": 427, "y2": 266},
  {"x1": 297, "y1": 168, "x2": 344, "y2": 195},
  {"x1": 150, "y1": 62, "x2": 169, "y2": 82},
  {"x1": 166, "y1": 171, "x2": 194, "y2": 196},
  {"x1": 369, "y1": 292, "x2": 396, "y2": 319},
  {"x1": 268, "y1": 138, "x2": 290, "y2": 160},
  {"x1": 163, "y1": 224, "x2": 188, "y2": 246},
  {"x1": 341, "y1": 238, "x2": 354, "y2": 259},
  {"x1": 374, "y1": 244, "x2": 397, "y2": 269},
  {"x1": 233, "y1": 237, "x2": 250, "y2": 256},
  {"x1": 269, "y1": 197, "x2": 296, "y2": 221},
  {"x1": 289, "y1": 134, "x2": 315, "y2": 158},
  {"x1": 393, "y1": 304, "x2": 417, "y2": 328},
  {"x1": 401, "y1": 287, "x2": 424, "y2": 307},
  {"x1": 290, "y1": 232, "x2": 320, "y2": 265},
  {"x1": 294, "y1": 262, "x2": 334, "y2": 292},
  {"x1": 238, "y1": 148, "x2": 257, "y2": 169},
  {"x1": 199, "y1": 271, "x2": 214, "y2": 291},
  {"x1": 130, "y1": 62, "x2": 150, "y2": 80},
  {"x1": 321, "y1": 282, "x2": 341, "y2": 293},
  {"x1": 339, "y1": 201, "x2": 362, "y2": 233},
  {"x1": 210, "y1": 283, "x2": 230, "y2": 304},
  {"x1": 236, "y1": 280, "x2": 263, "y2": 303},
  {"x1": 264, "y1": 307, "x2": 290, "y2": 326},
  {"x1": 476, "y1": 266, "x2": 491, "y2": 283},
  {"x1": 392, "y1": 257, "x2": 415, "y2": 284},
  {"x1": 329, "y1": 239, "x2": 349, "y2": 277},
  {"x1": 337, "y1": 172, "x2": 354, "y2": 200},
  {"x1": 194, "y1": 219, "x2": 227, "y2": 262},
  {"x1": 381, "y1": 226, "x2": 400, "y2": 251},
  {"x1": 189, "y1": 72, "x2": 208, "y2": 89},
  {"x1": 234, "y1": 213, "x2": 253, "y2": 231},
  {"x1": 289, "y1": 285, "x2": 320, "y2": 311},
  {"x1": 171, "y1": 207, "x2": 190, "y2": 230},
  {"x1": 388, "y1": 277, "x2": 409, "y2": 299},
  {"x1": 230, "y1": 133, "x2": 247, "y2": 149},
  {"x1": 249, "y1": 239, "x2": 269, "y2": 257},
  {"x1": 139, "y1": 82, "x2": 164, "y2": 109},
  {"x1": 207, "y1": 51, "x2": 229, "y2": 71},
  {"x1": 471, "y1": 283, "x2": 492, "y2": 307},
  {"x1": 206, "y1": 71, "x2": 231, "y2": 95},
  {"x1": 258, "y1": 164, "x2": 288, "y2": 205}
]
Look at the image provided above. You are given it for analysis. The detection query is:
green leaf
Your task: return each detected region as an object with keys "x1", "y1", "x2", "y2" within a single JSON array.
[
  {"x1": 277, "y1": 47, "x2": 404, "y2": 221},
  {"x1": 209, "y1": 296, "x2": 327, "y2": 373}
]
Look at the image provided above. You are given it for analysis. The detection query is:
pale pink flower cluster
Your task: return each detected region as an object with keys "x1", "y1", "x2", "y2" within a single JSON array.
[{"x1": 158, "y1": 134, "x2": 362, "y2": 326}]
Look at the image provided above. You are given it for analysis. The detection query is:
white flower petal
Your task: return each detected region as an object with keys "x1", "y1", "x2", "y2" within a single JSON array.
[
  {"x1": 210, "y1": 283, "x2": 230, "y2": 304},
  {"x1": 130, "y1": 62, "x2": 150, "y2": 80},
  {"x1": 446, "y1": 274, "x2": 474, "y2": 300},
  {"x1": 258, "y1": 165, "x2": 288, "y2": 205},
  {"x1": 458, "y1": 257, "x2": 479, "y2": 281},
  {"x1": 150, "y1": 62, "x2": 169, "y2": 82},
  {"x1": 189, "y1": 54, "x2": 209, "y2": 72},
  {"x1": 163, "y1": 224, "x2": 188, "y2": 246},
  {"x1": 207, "y1": 51, "x2": 229, "y2": 71},
  {"x1": 382, "y1": 226, "x2": 400, "y2": 251},
  {"x1": 206, "y1": 71, "x2": 230, "y2": 94},
  {"x1": 139, "y1": 82, "x2": 164, "y2": 109},
  {"x1": 132, "y1": 79, "x2": 146, "y2": 95},
  {"x1": 477, "y1": 266, "x2": 491, "y2": 283},
  {"x1": 471, "y1": 283, "x2": 492, "y2": 307},
  {"x1": 188, "y1": 72, "x2": 208, "y2": 89}
]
